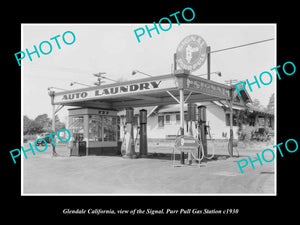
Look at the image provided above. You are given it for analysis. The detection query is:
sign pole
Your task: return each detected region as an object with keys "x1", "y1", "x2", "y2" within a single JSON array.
[
  {"x1": 179, "y1": 88, "x2": 185, "y2": 164},
  {"x1": 173, "y1": 53, "x2": 177, "y2": 72},
  {"x1": 228, "y1": 88, "x2": 234, "y2": 157},
  {"x1": 207, "y1": 46, "x2": 211, "y2": 80},
  {"x1": 174, "y1": 70, "x2": 190, "y2": 164}
]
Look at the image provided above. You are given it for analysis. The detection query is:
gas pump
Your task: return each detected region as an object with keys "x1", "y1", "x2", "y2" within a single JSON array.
[
  {"x1": 120, "y1": 118, "x2": 126, "y2": 156},
  {"x1": 173, "y1": 104, "x2": 211, "y2": 167},
  {"x1": 198, "y1": 105, "x2": 207, "y2": 157},
  {"x1": 202, "y1": 121, "x2": 215, "y2": 160},
  {"x1": 123, "y1": 108, "x2": 137, "y2": 159},
  {"x1": 121, "y1": 109, "x2": 148, "y2": 158},
  {"x1": 133, "y1": 114, "x2": 140, "y2": 151},
  {"x1": 139, "y1": 109, "x2": 148, "y2": 157},
  {"x1": 196, "y1": 106, "x2": 215, "y2": 160},
  {"x1": 187, "y1": 103, "x2": 197, "y2": 165}
]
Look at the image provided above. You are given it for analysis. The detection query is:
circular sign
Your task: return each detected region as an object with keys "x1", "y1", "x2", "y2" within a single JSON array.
[
  {"x1": 176, "y1": 34, "x2": 207, "y2": 72},
  {"x1": 180, "y1": 137, "x2": 185, "y2": 146}
]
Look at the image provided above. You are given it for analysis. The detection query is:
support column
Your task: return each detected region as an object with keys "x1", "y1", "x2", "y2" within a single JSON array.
[
  {"x1": 174, "y1": 69, "x2": 190, "y2": 164},
  {"x1": 139, "y1": 109, "x2": 148, "y2": 158},
  {"x1": 228, "y1": 99, "x2": 234, "y2": 157},
  {"x1": 173, "y1": 53, "x2": 177, "y2": 72},
  {"x1": 179, "y1": 89, "x2": 185, "y2": 164},
  {"x1": 198, "y1": 106, "x2": 207, "y2": 157},
  {"x1": 49, "y1": 91, "x2": 57, "y2": 156},
  {"x1": 124, "y1": 108, "x2": 137, "y2": 159}
]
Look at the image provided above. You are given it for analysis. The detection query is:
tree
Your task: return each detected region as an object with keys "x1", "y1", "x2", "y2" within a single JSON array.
[
  {"x1": 23, "y1": 115, "x2": 43, "y2": 135},
  {"x1": 23, "y1": 115, "x2": 32, "y2": 135},
  {"x1": 34, "y1": 114, "x2": 51, "y2": 130},
  {"x1": 49, "y1": 115, "x2": 66, "y2": 132},
  {"x1": 252, "y1": 99, "x2": 261, "y2": 108},
  {"x1": 236, "y1": 109, "x2": 251, "y2": 126},
  {"x1": 27, "y1": 120, "x2": 44, "y2": 134},
  {"x1": 23, "y1": 113, "x2": 66, "y2": 134},
  {"x1": 266, "y1": 93, "x2": 275, "y2": 113},
  {"x1": 249, "y1": 98, "x2": 265, "y2": 111}
]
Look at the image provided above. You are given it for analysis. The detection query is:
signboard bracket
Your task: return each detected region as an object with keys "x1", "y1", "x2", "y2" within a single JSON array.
[
  {"x1": 166, "y1": 90, "x2": 180, "y2": 104},
  {"x1": 184, "y1": 91, "x2": 193, "y2": 103}
]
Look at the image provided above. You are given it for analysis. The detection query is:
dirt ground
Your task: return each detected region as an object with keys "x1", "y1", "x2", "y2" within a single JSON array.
[{"x1": 22, "y1": 141, "x2": 275, "y2": 195}]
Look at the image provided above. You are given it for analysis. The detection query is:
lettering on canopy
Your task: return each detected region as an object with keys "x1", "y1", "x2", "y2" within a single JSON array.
[
  {"x1": 187, "y1": 78, "x2": 230, "y2": 99},
  {"x1": 54, "y1": 79, "x2": 177, "y2": 104}
]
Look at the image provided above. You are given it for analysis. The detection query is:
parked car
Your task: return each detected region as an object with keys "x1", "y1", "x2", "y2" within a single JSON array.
[
  {"x1": 252, "y1": 127, "x2": 272, "y2": 141},
  {"x1": 35, "y1": 133, "x2": 51, "y2": 146}
]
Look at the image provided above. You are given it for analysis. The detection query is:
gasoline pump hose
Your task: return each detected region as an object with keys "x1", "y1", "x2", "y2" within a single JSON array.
[
  {"x1": 190, "y1": 139, "x2": 205, "y2": 162},
  {"x1": 197, "y1": 124, "x2": 215, "y2": 160},
  {"x1": 120, "y1": 122, "x2": 126, "y2": 156},
  {"x1": 134, "y1": 126, "x2": 140, "y2": 149}
]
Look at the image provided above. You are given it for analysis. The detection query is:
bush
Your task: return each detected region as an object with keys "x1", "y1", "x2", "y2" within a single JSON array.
[{"x1": 238, "y1": 125, "x2": 254, "y2": 142}]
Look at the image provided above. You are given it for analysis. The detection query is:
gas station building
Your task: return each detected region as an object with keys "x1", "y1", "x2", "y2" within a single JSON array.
[
  {"x1": 49, "y1": 70, "x2": 239, "y2": 158},
  {"x1": 48, "y1": 34, "x2": 274, "y2": 160}
]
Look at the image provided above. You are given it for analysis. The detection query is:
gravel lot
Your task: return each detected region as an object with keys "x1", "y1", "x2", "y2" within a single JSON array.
[{"x1": 22, "y1": 140, "x2": 275, "y2": 195}]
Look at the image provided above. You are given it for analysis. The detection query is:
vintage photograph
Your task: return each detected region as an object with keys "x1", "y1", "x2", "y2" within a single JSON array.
[{"x1": 21, "y1": 24, "x2": 276, "y2": 195}]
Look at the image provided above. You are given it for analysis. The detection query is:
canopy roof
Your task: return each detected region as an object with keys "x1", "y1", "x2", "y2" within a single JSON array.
[{"x1": 52, "y1": 70, "x2": 233, "y2": 110}]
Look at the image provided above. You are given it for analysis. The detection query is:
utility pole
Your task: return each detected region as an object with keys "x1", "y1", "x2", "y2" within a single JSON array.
[
  {"x1": 93, "y1": 72, "x2": 107, "y2": 86},
  {"x1": 225, "y1": 79, "x2": 239, "y2": 86}
]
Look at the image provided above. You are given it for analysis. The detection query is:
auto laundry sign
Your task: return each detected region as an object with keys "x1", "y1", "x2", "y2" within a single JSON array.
[{"x1": 53, "y1": 78, "x2": 177, "y2": 104}]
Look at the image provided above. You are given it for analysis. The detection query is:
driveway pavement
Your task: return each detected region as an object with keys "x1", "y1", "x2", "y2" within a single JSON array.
[{"x1": 22, "y1": 141, "x2": 275, "y2": 195}]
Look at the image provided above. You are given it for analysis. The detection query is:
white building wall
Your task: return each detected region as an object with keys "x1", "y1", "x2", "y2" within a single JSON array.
[
  {"x1": 147, "y1": 114, "x2": 181, "y2": 139},
  {"x1": 119, "y1": 104, "x2": 240, "y2": 140},
  {"x1": 205, "y1": 104, "x2": 238, "y2": 139},
  {"x1": 146, "y1": 104, "x2": 239, "y2": 140}
]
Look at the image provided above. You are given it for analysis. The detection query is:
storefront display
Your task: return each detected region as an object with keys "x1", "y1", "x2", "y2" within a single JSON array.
[{"x1": 68, "y1": 108, "x2": 119, "y2": 156}]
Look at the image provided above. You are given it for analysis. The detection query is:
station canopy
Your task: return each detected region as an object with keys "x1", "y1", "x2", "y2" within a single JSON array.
[{"x1": 52, "y1": 70, "x2": 233, "y2": 110}]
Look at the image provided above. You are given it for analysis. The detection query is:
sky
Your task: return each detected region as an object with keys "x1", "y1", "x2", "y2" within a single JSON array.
[{"x1": 22, "y1": 24, "x2": 276, "y2": 124}]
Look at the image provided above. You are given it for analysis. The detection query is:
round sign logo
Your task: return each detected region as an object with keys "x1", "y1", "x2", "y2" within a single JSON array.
[
  {"x1": 176, "y1": 34, "x2": 207, "y2": 72},
  {"x1": 180, "y1": 137, "x2": 185, "y2": 146}
]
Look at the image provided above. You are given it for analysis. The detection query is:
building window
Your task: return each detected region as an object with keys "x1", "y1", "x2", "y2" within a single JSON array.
[
  {"x1": 70, "y1": 116, "x2": 84, "y2": 134},
  {"x1": 88, "y1": 115, "x2": 102, "y2": 141},
  {"x1": 249, "y1": 116, "x2": 255, "y2": 126},
  {"x1": 69, "y1": 116, "x2": 84, "y2": 141},
  {"x1": 258, "y1": 117, "x2": 265, "y2": 127},
  {"x1": 165, "y1": 114, "x2": 171, "y2": 124},
  {"x1": 103, "y1": 116, "x2": 117, "y2": 142},
  {"x1": 225, "y1": 113, "x2": 238, "y2": 126},
  {"x1": 234, "y1": 95, "x2": 240, "y2": 103},
  {"x1": 158, "y1": 115, "x2": 164, "y2": 128},
  {"x1": 88, "y1": 115, "x2": 117, "y2": 142},
  {"x1": 176, "y1": 113, "x2": 187, "y2": 123},
  {"x1": 184, "y1": 113, "x2": 188, "y2": 121},
  {"x1": 176, "y1": 114, "x2": 180, "y2": 124}
]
